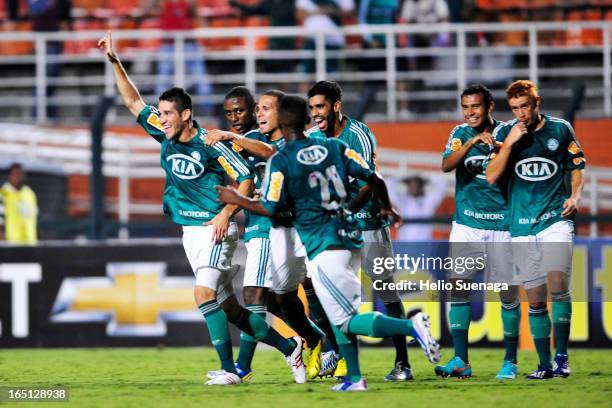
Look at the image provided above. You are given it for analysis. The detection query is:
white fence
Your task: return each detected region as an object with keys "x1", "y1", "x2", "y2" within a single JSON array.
[
  {"x1": 0, "y1": 21, "x2": 612, "y2": 123},
  {"x1": 0, "y1": 123, "x2": 610, "y2": 237}
]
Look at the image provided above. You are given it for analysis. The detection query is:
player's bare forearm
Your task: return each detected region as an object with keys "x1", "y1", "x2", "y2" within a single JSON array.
[
  {"x1": 366, "y1": 172, "x2": 393, "y2": 210},
  {"x1": 442, "y1": 141, "x2": 475, "y2": 172},
  {"x1": 485, "y1": 144, "x2": 512, "y2": 185},
  {"x1": 570, "y1": 169, "x2": 584, "y2": 200},
  {"x1": 348, "y1": 185, "x2": 373, "y2": 213},
  {"x1": 234, "y1": 135, "x2": 277, "y2": 160},
  {"x1": 216, "y1": 185, "x2": 271, "y2": 216},
  {"x1": 222, "y1": 178, "x2": 254, "y2": 217},
  {"x1": 98, "y1": 31, "x2": 145, "y2": 117}
]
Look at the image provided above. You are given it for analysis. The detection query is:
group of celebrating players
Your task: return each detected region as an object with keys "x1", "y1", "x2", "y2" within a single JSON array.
[{"x1": 98, "y1": 27, "x2": 585, "y2": 391}]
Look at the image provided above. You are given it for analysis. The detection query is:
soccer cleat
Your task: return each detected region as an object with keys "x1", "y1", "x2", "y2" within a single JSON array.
[
  {"x1": 207, "y1": 363, "x2": 253, "y2": 381},
  {"x1": 552, "y1": 354, "x2": 570, "y2": 378},
  {"x1": 333, "y1": 357, "x2": 347, "y2": 379},
  {"x1": 285, "y1": 336, "x2": 307, "y2": 384},
  {"x1": 318, "y1": 351, "x2": 339, "y2": 378},
  {"x1": 526, "y1": 365, "x2": 554, "y2": 380},
  {"x1": 305, "y1": 339, "x2": 323, "y2": 380},
  {"x1": 384, "y1": 362, "x2": 413, "y2": 381},
  {"x1": 331, "y1": 378, "x2": 368, "y2": 392},
  {"x1": 496, "y1": 361, "x2": 518, "y2": 380},
  {"x1": 205, "y1": 370, "x2": 242, "y2": 385},
  {"x1": 434, "y1": 356, "x2": 472, "y2": 379},
  {"x1": 410, "y1": 312, "x2": 441, "y2": 364}
]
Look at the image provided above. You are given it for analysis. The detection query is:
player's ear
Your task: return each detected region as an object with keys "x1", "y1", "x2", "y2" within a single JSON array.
[
  {"x1": 333, "y1": 100, "x2": 341, "y2": 113},
  {"x1": 488, "y1": 101, "x2": 494, "y2": 114},
  {"x1": 534, "y1": 96, "x2": 541, "y2": 109},
  {"x1": 181, "y1": 108, "x2": 192, "y2": 122}
]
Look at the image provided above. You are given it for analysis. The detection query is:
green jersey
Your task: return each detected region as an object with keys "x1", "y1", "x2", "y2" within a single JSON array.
[
  {"x1": 492, "y1": 115, "x2": 586, "y2": 237},
  {"x1": 305, "y1": 117, "x2": 387, "y2": 231},
  {"x1": 442, "y1": 120, "x2": 509, "y2": 231},
  {"x1": 239, "y1": 129, "x2": 287, "y2": 241},
  {"x1": 137, "y1": 105, "x2": 254, "y2": 226},
  {"x1": 261, "y1": 137, "x2": 374, "y2": 260}
]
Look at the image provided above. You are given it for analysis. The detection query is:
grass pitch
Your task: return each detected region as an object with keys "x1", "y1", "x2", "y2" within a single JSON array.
[{"x1": 0, "y1": 347, "x2": 610, "y2": 408}]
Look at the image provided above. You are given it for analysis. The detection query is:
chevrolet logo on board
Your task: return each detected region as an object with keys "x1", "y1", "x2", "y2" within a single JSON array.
[{"x1": 50, "y1": 262, "x2": 199, "y2": 336}]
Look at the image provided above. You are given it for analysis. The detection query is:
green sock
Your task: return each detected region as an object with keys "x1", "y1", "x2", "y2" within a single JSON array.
[
  {"x1": 501, "y1": 300, "x2": 521, "y2": 363},
  {"x1": 199, "y1": 300, "x2": 236, "y2": 374},
  {"x1": 347, "y1": 311, "x2": 413, "y2": 337},
  {"x1": 237, "y1": 304, "x2": 266, "y2": 371},
  {"x1": 552, "y1": 291, "x2": 572, "y2": 356},
  {"x1": 332, "y1": 324, "x2": 361, "y2": 383},
  {"x1": 529, "y1": 305, "x2": 552, "y2": 369},
  {"x1": 449, "y1": 302, "x2": 471, "y2": 363},
  {"x1": 246, "y1": 310, "x2": 295, "y2": 356},
  {"x1": 305, "y1": 288, "x2": 338, "y2": 353}
]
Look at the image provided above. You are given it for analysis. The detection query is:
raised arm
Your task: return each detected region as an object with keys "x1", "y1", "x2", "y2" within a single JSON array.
[
  {"x1": 442, "y1": 132, "x2": 493, "y2": 172},
  {"x1": 486, "y1": 122, "x2": 526, "y2": 184},
  {"x1": 204, "y1": 130, "x2": 277, "y2": 160},
  {"x1": 98, "y1": 31, "x2": 146, "y2": 117}
]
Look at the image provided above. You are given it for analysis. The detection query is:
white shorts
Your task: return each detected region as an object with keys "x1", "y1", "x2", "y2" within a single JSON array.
[
  {"x1": 449, "y1": 221, "x2": 515, "y2": 285},
  {"x1": 307, "y1": 249, "x2": 361, "y2": 328},
  {"x1": 361, "y1": 227, "x2": 401, "y2": 303},
  {"x1": 182, "y1": 223, "x2": 239, "y2": 303},
  {"x1": 512, "y1": 220, "x2": 574, "y2": 290},
  {"x1": 243, "y1": 237, "x2": 273, "y2": 288},
  {"x1": 268, "y1": 226, "x2": 307, "y2": 294}
]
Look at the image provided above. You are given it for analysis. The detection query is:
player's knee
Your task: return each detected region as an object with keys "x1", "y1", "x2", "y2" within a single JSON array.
[
  {"x1": 194, "y1": 285, "x2": 216, "y2": 305},
  {"x1": 499, "y1": 286, "x2": 519, "y2": 304},
  {"x1": 219, "y1": 296, "x2": 242, "y2": 323},
  {"x1": 243, "y1": 286, "x2": 266, "y2": 305},
  {"x1": 529, "y1": 301, "x2": 547, "y2": 310}
]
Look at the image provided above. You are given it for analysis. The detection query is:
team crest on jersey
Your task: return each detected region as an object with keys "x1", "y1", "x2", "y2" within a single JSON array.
[
  {"x1": 515, "y1": 157, "x2": 558, "y2": 181},
  {"x1": 568, "y1": 141, "x2": 581, "y2": 155},
  {"x1": 464, "y1": 155, "x2": 487, "y2": 179},
  {"x1": 297, "y1": 145, "x2": 328, "y2": 165},
  {"x1": 190, "y1": 151, "x2": 201, "y2": 161},
  {"x1": 167, "y1": 154, "x2": 205, "y2": 179},
  {"x1": 546, "y1": 138, "x2": 559, "y2": 151},
  {"x1": 147, "y1": 113, "x2": 164, "y2": 132},
  {"x1": 345, "y1": 148, "x2": 369, "y2": 169},
  {"x1": 266, "y1": 171, "x2": 284, "y2": 202}
]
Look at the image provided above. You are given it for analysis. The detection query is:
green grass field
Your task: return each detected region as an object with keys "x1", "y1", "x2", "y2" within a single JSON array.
[{"x1": 1, "y1": 347, "x2": 610, "y2": 407}]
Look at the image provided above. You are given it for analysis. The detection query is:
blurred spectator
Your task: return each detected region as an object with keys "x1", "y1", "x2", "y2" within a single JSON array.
[
  {"x1": 356, "y1": 0, "x2": 399, "y2": 72},
  {"x1": 389, "y1": 174, "x2": 447, "y2": 241},
  {"x1": 230, "y1": 0, "x2": 297, "y2": 73},
  {"x1": 0, "y1": 164, "x2": 38, "y2": 245},
  {"x1": 400, "y1": 0, "x2": 450, "y2": 72},
  {"x1": 296, "y1": 0, "x2": 355, "y2": 74},
  {"x1": 28, "y1": 0, "x2": 72, "y2": 119},
  {"x1": 5, "y1": 0, "x2": 19, "y2": 20},
  {"x1": 145, "y1": 0, "x2": 213, "y2": 114}
]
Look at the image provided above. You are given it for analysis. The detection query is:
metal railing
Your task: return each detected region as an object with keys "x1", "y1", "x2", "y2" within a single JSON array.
[
  {"x1": 0, "y1": 123, "x2": 610, "y2": 237},
  {"x1": 0, "y1": 20, "x2": 611, "y2": 123}
]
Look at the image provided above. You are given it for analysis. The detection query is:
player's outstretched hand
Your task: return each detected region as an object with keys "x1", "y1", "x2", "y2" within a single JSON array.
[
  {"x1": 204, "y1": 210, "x2": 230, "y2": 243},
  {"x1": 205, "y1": 130, "x2": 236, "y2": 146},
  {"x1": 380, "y1": 207, "x2": 402, "y2": 228},
  {"x1": 561, "y1": 196, "x2": 580, "y2": 217},
  {"x1": 98, "y1": 31, "x2": 119, "y2": 64},
  {"x1": 215, "y1": 185, "x2": 241, "y2": 205}
]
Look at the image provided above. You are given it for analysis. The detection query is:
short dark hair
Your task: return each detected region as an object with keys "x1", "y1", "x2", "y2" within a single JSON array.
[
  {"x1": 307, "y1": 81, "x2": 342, "y2": 104},
  {"x1": 224, "y1": 86, "x2": 255, "y2": 108},
  {"x1": 279, "y1": 95, "x2": 310, "y2": 131},
  {"x1": 262, "y1": 89, "x2": 286, "y2": 105},
  {"x1": 461, "y1": 84, "x2": 493, "y2": 111},
  {"x1": 159, "y1": 87, "x2": 193, "y2": 114},
  {"x1": 8, "y1": 163, "x2": 23, "y2": 173}
]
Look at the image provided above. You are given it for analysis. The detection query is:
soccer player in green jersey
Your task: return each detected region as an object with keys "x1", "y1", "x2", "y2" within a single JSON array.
[
  {"x1": 206, "y1": 90, "x2": 328, "y2": 380},
  {"x1": 217, "y1": 95, "x2": 440, "y2": 392},
  {"x1": 437, "y1": 84, "x2": 520, "y2": 380},
  {"x1": 487, "y1": 80, "x2": 586, "y2": 379},
  {"x1": 208, "y1": 88, "x2": 324, "y2": 380},
  {"x1": 98, "y1": 31, "x2": 306, "y2": 386},
  {"x1": 305, "y1": 80, "x2": 413, "y2": 381}
]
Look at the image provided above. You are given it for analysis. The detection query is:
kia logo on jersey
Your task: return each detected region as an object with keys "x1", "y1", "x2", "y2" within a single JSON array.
[
  {"x1": 167, "y1": 154, "x2": 205, "y2": 179},
  {"x1": 297, "y1": 146, "x2": 328, "y2": 165},
  {"x1": 464, "y1": 155, "x2": 487, "y2": 179},
  {"x1": 515, "y1": 157, "x2": 558, "y2": 181}
]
